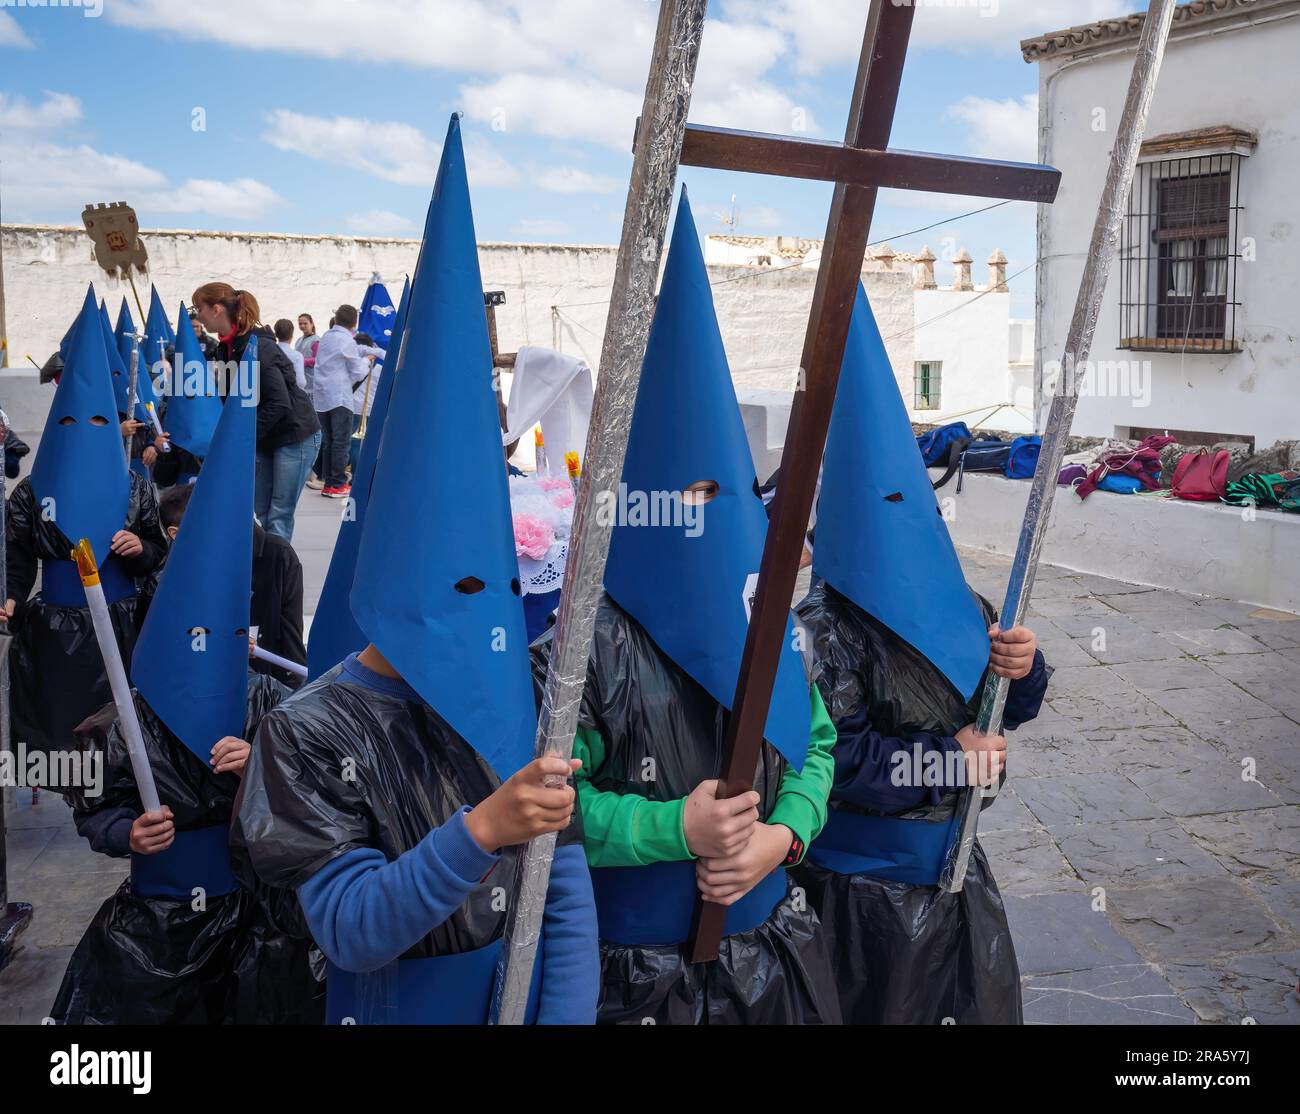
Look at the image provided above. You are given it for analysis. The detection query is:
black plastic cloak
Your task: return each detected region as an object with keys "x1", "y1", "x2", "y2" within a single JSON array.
[
  {"x1": 530, "y1": 594, "x2": 841, "y2": 1025},
  {"x1": 792, "y1": 580, "x2": 1030, "y2": 1025},
  {"x1": 230, "y1": 663, "x2": 584, "y2": 1019},
  {"x1": 50, "y1": 673, "x2": 323, "y2": 1025},
  {"x1": 5, "y1": 472, "x2": 166, "y2": 761}
]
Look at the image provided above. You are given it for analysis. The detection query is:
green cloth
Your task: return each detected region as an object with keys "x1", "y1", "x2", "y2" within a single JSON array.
[
  {"x1": 1221, "y1": 471, "x2": 1300, "y2": 511},
  {"x1": 572, "y1": 686, "x2": 837, "y2": 869}
]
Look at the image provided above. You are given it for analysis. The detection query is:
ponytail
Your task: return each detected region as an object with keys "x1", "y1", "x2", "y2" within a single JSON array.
[{"x1": 192, "y1": 281, "x2": 261, "y2": 335}]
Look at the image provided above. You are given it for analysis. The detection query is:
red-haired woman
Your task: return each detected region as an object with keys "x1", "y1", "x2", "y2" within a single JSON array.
[{"x1": 191, "y1": 284, "x2": 320, "y2": 542}]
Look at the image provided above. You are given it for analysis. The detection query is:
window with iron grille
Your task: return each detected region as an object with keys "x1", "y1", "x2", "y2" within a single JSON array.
[
  {"x1": 914, "y1": 361, "x2": 941, "y2": 410},
  {"x1": 1119, "y1": 152, "x2": 1243, "y2": 353}
]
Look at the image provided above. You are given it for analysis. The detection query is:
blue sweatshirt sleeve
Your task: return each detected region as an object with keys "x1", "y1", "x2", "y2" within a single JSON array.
[
  {"x1": 1003, "y1": 650, "x2": 1050, "y2": 729},
  {"x1": 72, "y1": 805, "x2": 137, "y2": 858},
  {"x1": 829, "y1": 702, "x2": 967, "y2": 813},
  {"x1": 296, "y1": 806, "x2": 500, "y2": 974},
  {"x1": 536, "y1": 842, "x2": 599, "y2": 1025}
]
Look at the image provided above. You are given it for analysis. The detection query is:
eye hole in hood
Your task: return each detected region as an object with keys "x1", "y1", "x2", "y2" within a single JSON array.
[{"x1": 683, "y1": 479, "x2": 719, "y2": 506}]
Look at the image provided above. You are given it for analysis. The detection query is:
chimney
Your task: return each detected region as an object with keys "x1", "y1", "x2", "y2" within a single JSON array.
[
  {"x1": 952, "y1": 248, "x2": 974, "y2": 292},
  {"x1": 987, "y1": 249, "x2": 1009, "y2": 292},
  {"x1": 914, "y1": 244, "x2": 937, "y2": 290}
]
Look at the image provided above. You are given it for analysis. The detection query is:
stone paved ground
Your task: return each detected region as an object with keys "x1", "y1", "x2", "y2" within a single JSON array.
[{"x1": 1, "y1": 488, "x2": 1297, "y2": 1023}]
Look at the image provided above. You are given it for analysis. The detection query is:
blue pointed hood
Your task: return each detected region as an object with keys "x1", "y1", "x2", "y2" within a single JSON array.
[
  {"x1": 163, "y1": 304, "x2": 222, "y2": 458},
  {"x1": 141, "y1": 284, "x2": 175, "y2": 382},
  {"x1": 308, "y1": 277, "x2": 410, "y2": 680},
  {"x1": 30, "y1": 286, "x2": 130, "y2": 563},
  {"x1": 112, "y1": 301, "x2": 158, "y2": 421},
  {"x1": 115, "y1": 296, "x2": 134, "y2": 340},
  {"x1": 132, "y1": 364, "x2": 256, "y2": 762},
  {"x1": 814, "y1": 284, "x2": 989, "y2": 701},
  {"x1": 350, "y1": 117, "x2": 534, "y2": 779},
  {"x1": 604, "y1": 191, "x2": 810, "y2": 770},
  {"x1": 98, "y1": 300, "x2": 134, "y2": 417},
  {"x1": 357, "y1": 277, "x2": 397, "y2": 352}
]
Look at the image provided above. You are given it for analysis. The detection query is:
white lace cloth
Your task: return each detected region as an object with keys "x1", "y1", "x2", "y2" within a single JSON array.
[
  {"x1": 509, "y1": 473, "x2": 573, "y2": 597},
  {"x1": 518, "y1": 541, "x2": 567, "y2": 597}
]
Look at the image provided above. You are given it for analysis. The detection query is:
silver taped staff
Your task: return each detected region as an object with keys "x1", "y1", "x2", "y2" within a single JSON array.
[
  {"x1": 123, "y1": 336, "x2": 139, "y2": 462},
  {"x1": 940, "y1": 0, "x2": 1177, "y2": 894},
  {"x1": 492, "y1": 0, "x2": 710, "y2": 1024}
]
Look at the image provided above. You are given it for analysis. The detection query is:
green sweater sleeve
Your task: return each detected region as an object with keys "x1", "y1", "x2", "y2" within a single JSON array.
[
  {"x1": 767, "y1": 686, "x2": 836, "y2": 864},
  {"x1": 572, "y1": 686, "x2": 837, "y2": 870},
  {"x1": 572, "y1": 724, "x2": 692, "y2": 868}
]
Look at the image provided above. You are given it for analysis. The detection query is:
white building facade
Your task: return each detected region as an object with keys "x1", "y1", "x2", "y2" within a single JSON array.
[
  {"x1": 706, "y1": 234, "x2": 1031, "y2": 434},
  {"x1": 1024, "y1": 0, "x2": 1300, "y2": 450}
]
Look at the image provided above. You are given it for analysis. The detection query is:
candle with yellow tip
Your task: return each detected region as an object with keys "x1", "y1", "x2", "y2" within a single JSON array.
[
  {"x1": 144, "y1": 401, "x2": 171, "y2": 453},
  {"x1": 73, "y1": 539, "x2": 161, "y2": 813},
  {"x1": 534, "y1": 426, "x2": 548, "y2": 475}
]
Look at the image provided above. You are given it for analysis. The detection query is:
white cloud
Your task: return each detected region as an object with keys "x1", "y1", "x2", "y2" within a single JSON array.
[
  {"x1": 535, "y1": 166, "x2": 622, "y2": 194},
  {"x1": 461, "y1": 74, "x2": 642, "y2": 150},
  {"x1": 146, "y1": 178, "x2": 284, "y2": 222},
  {"x1": 0, "y1": 90, "x2": 82, "y2": 130},
  {"x1": 944, "y1": 93, "x2": 1038, "y2": 164},
  {"x1": 104, "y1": 2, "x2": 811, "y2": 154},
  {"x1": 0, "y1": 90, "x2": 282, "y2": 223},
  {"x1": 513, "y1": 218, "x2": 575, "y2": 240},
  {"x1": 346, "y1": 209, "x2": 418, "y2": 236},
  {"x1": 462, "y1": 16, "x2": 809, "y2": 148},
  {"x1": 730, "y1": 0, "x2": 1139, "y2": 74},
  {"x1": 0, "y1": 12, "x2": 32, "y2": 49},
  {"x1": 107, "y1": 0, "x2": 546, "y2": 74},
  {"x1": 263, "y1": 109, "x2": 518, "y2": 188}
]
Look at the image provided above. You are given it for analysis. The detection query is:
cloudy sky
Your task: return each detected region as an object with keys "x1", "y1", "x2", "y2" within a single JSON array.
[{"x1": 0, "y1": 0, "x2": 1134, "y2": 306}]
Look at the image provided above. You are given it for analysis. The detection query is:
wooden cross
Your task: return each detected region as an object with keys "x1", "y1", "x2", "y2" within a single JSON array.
[{"x1": 686, "y1": 0, "x2": 1061, "y2": 961}]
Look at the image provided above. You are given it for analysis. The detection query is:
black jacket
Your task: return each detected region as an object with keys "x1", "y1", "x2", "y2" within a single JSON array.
[
  {"x1": 4, "y1": 428, "x2": 30, "y2": 480},
  {"x1": 250, "y1": 524, "x2": 306, "y2": 687},
  {"x1": 225, "y1": 328, "x2": 318, "y2": 454}
]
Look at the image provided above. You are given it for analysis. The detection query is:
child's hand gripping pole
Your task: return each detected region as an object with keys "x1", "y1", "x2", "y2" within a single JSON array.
[{"x1": 73, "y1": 540, "x2": 162, "y2": 813}]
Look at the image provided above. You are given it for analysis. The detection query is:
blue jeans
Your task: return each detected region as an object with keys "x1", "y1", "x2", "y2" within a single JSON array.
[{"x1": 256, "y1": 429, "x2": 321, "y2": 543}]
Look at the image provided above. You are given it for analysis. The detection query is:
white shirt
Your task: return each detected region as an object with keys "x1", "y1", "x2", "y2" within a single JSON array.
[
  {"x1": 351, "y1": 346, "x2": 387, "y2": 417},
  {"x1": 312, "y1": 325, "x2": 371, "y2": 413},
  {"x1": 277, "y1": 341, "x2": 306, "y2": 391}
]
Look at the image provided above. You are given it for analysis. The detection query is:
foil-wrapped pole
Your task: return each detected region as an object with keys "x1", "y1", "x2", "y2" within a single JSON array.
[
  {"x1": 251, "y1": 644, "x2": 308, "y2": 680},
  {"x1": 73, "y1": 539, "x2": 162, "y2": 814},
  {"x1": 123, "y1": 335, "x2": 140, "y2": 462},
  {"x1": 940, "y1": 0, "x2": 1177, "y2": 893},
  {"x1": 492, "y1": 0, "x2": 710, "y2": 1025}
]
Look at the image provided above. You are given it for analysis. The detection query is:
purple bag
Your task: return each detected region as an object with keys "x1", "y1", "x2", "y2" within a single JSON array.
[{"x1": 1058, "y1": 463, "x2": 1087, "y2": 487}]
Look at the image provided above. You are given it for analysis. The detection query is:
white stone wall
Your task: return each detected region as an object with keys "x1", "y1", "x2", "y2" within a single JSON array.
[
  {"x1": 0, "y1": 224, "x2": 914, "y2": 435},
  {"x1": 1031, "y1": 7, "x2": 1300, "y2": 448}
]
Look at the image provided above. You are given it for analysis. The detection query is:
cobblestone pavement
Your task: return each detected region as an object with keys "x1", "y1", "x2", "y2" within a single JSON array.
[{"x1": 1, "y1": 491, "x2": 1296, "y2": 1023}]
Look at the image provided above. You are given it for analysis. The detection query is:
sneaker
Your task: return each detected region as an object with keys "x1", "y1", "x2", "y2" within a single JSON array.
[
  {"x1": 321, "y1": 485, "x2": 338, "y2": 496},
  {"x1": 324, "y1": 484, "x2": 351, "y2": 499},
  {"x1": 307, "y1": 478, "x2": 324, "y2": 490}
]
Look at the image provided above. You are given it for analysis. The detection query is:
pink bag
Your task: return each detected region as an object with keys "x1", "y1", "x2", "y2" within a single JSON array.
[{"x1": 1171, "y1": 449, "x2": 1229, "y2": 501}]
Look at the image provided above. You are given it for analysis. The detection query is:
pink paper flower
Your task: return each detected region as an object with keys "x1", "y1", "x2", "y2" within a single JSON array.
[
  {"x1": 513, "y1": 513, "x2": 555, "y2": 560},
  {"x1": 549, "y1": 486, "x2": 574, "y2": 509}
]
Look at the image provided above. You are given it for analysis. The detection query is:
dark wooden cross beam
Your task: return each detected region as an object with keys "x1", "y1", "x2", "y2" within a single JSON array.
[{"x1": 686, "y1": 0, "x2": 1060, "y2": 962}]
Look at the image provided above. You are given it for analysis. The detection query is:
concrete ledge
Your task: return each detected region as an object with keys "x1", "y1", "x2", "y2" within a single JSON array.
[
  {"x1": 942, "y1": 472, "x2": 1300, "y2": 614},
  {"x1": 0, "y1": 368, "x2": 53, "y2": 437}
]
